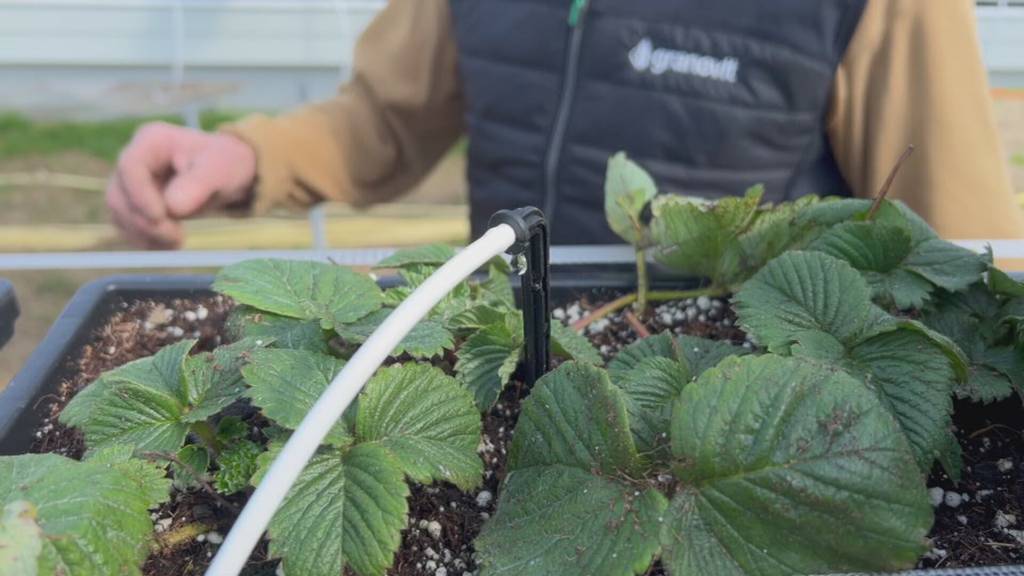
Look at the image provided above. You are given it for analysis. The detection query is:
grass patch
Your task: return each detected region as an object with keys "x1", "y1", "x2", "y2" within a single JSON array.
[{"x1": 0, "y1": 111, "x2": 242, "y2": 162}]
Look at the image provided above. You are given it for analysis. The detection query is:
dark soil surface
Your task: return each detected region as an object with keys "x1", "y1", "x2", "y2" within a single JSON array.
[{"x1": 26, "y1": 291, "x2": 1024, "y2": 574}]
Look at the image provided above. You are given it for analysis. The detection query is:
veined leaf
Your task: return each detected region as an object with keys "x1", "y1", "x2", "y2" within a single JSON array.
[
  {"x1": 267, "y1": 444, "x2": 408, "y2": 576},
  {"x1": 608, "y1": 332, "x2": 679, "y2": 381},
  {"x1": 550, "y1": 320, "x2": 602, "y2": 365},
  {"x1": 62, "y1": 338, "x2": 264, "y2": 454},
  {"x1": 180, "y1": 337, "x2": 264, "y2": 423},
  {"x1": 0, "y1": 501, "x2": 43, "y2": 576},
  {"x1": 214, "y1": 440, "x2": 262, "y2": 495},
  {"x1": 807, "y1": 210, "x2": 984, "y2": 309},
  {"x1": 172, "y1": 444, "x2": 210, "y2": 491},
  {"x1": 733, "y1": 251, "x2": 880, "y2": 354},
  {"x1": 989, "y1": 267, "x2": 1024, "y2": 297},
  {"x1": 675, "y1": 334, "x2": 750, "y2": 377},
  {"x1": 0, "y1": 453, "x2": 170, "y2": 576},
  {"x1": 375, "y1": 244, "x2": 456, "y2": 269},
  {"x1": 455, "y1": 320, "x2": 522, "y2": 411},
  {"x1": 226, "y1": 305, "x2": 329, "y2": 353},
  {"x1": 477, "y1": 362, "x2": 664, "y2": 576},
  {"x1": 843, "y1": 329, "x2": 957, "y2": 469},
  {"x1": 651, "y1": 187, "x2": 762, "y2": 286},
  {"x1": 242, "y1": 348, "x2": 352, "y2": 447},
  {"x1": 605, "y1": 152, "x2": 657, "y2": 246},
  {"x1": 356, "y1": 364, "x2": 482, "y2": 490},
  {"x1": 480, "y1": 258, "x2": 515, "y2": 307},
  {"x1": 609, "y1": 332, "x2": 747, "y2": 383},
  {"x1": 84, "y1": 444, "x2": 172, "y2": 508},
  {"x1": 508, "y1": 362, "x2": 640, "y2": 476},
  {"x1": 923, "y1": 296, "x2": 1022, "y2": 403},
  {"x1": 61, "y1": 340, "x2": 194, "y2": 453},
  {"x1": 214, "y1": 259, "x2": 382, "y2": 330},
  {"x1": 664, "y1": 355, "x2": 930, "y2": 575},
  {"x1": 904, "y1": 239, "x2": 987, "y2": 294},
  {"x1": 476, "y1": 466, "x2": 667, "y2": 576},
  {"x1": 336, "y1": 308, "x2": 453, "y2": 359},
  {"x1": 735, "y1": 251, "x2": 960, "y2": 470},
  {"x1": 615, "y1": 356, "x2": 690, "y2": 458}
]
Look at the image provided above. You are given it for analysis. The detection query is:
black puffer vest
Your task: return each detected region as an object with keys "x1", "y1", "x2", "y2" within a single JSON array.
[{"x1": 449, "y1": 0, "x2": 868, "y2": 244}]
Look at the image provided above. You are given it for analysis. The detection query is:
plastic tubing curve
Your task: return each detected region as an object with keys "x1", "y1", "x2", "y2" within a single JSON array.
[{"x1": 205, "y1": 223, "x2": 518, "y2": 576}]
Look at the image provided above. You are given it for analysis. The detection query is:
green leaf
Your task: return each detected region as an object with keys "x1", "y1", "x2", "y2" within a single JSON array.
[
  {"x1": 0, "y1": 501, "x2": 43, "y2": 576},
  {"x1": 180, "y1": 337, "x2": 263, "y2": 423},
  {"x1": 215, "y1": 440, "x2": 262, "y2": 495},
  {"x1": 448, "y1": 304, "x2": 508, "y2": 332},
  {"x1": 664, "y1": 355, "x2": 930, "y2": 575},
  {"x1": 226, "y1": 305, "x2": 329, "y2": 353},
  {"x1": 735, "y1": 251, "x2": 960, "y2": 470},
  {"x1": 0, "y1": 453, "x2": 170, "y2": 576},
  {"x1": 480, "y1": 258, "x2": 515, "y2": 307},
  {"x1": 172, "y1": 444, "x2": 210, "y2": 491},
  {"x1": 356, "y1": 364, "x2": 482, "y2": 490},
  {"x1": 214, "y1": 259, "x2": 382, "y2": 330},
  {"x1": 608, "y1": 332, "x2": 678, "y2": 381},
  {"x1": 267, "y1": 444, "x2": 408, "y2": 576},
  {"x1": 508, "y1": 362, "x2": 639, "y2": 476},
  {"x1": 61, "y1": 338, "x2": 265, "y2": 454},
  {"x1": 478, "y1": 363, "x2": 665, "y2": 575},
  {"x1": 336, "y1": 308, "x2": 454, "y2": 359},
  {"x1": 652, "y1": 187, "x2": 761, "y2": 286},
  {"x1": 733, "y1": 251, "x2": 879, "y2": 354},
  {"x1": 60, "y1": 340, "x2": 195, "y2": 453},
  {"x1": 904, "y1": 239, "x2": 987, "y2": 293},
  {"x1": 989, "y1": 266, "x2": 1024, "y2": 297},
  {"x1": 550, "y1": 320, "x2": 602, "y2": 365},
  {"x1": 615, "y1": 356, "x2": 690, "y2": 458},
  {"x1": 604, "y1": 152, "x2": 657, "y2": 246},
  {"x1": 455, "y1": 321, "x2": 522, "y2": 411},
  {"x1": 83, "y1": 444, "x2": 172, "y2": 508},
  {"x1": 475, "y1": 466, "x2": 667, "y2": 576},
  {"x1": 675, "y1": 334, "x2": 750, "y2": 377},
  {"x1": 242, "y1": 348, "x2": 352, "y2": 447},
  {"x1": 843, "y1": 329, "x2": 957, "y2": 469},
  {"x1": 808, "y1": 221, "x2": 934, "y2": 308},
  {"x1": 216, "y1": 415, "x2": 249, "y2": 443},
  {"x1": 375, "y1": 244, "x2": 456, "y2": 269}
]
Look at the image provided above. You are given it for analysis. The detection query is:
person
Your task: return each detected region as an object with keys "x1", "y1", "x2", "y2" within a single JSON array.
[{"x1": 106, "y1": 0, "x2": 1024, "y2": 249}]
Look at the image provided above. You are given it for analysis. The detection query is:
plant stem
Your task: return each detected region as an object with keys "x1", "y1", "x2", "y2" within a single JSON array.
[
  {"x1": 634, "y1": 247, "x2": 649, "y2": 312},
  {"x1": 571, "y1": 287, "x2": 726, "y2": 332},
  {"x1": 189, "y1": 421, "x2": 222, "y2": 455},
  {"x1": 623, "y1": 309, "x2": 651, "y2": 338},
  {"x1": 867, "y1": 145, "x2": 915, "y2": 220}
]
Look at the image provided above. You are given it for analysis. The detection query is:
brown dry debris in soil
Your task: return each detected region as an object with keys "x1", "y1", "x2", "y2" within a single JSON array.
[{"x1": 27, "y1": 292, "x2": 1024, "y2": 574}]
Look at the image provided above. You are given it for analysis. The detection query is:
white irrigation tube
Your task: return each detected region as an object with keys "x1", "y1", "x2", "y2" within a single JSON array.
[{"x1": 204, "y1": 223, "x2": 517, "y2": 576}]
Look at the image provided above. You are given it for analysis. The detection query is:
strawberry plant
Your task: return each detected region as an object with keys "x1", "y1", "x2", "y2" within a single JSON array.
[{"x1": 1, "y1": 152, "x2": 1021, "y2": 575}]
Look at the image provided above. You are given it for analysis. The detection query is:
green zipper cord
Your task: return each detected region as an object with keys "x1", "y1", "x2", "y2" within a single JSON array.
[{"x1": 568, "y1": 0, "x2": 588, "y2": 26}]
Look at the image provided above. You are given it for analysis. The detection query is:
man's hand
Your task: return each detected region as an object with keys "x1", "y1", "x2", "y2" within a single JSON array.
[{"x1": 107, "y1": 122, "x2": 257, "y2": 249}]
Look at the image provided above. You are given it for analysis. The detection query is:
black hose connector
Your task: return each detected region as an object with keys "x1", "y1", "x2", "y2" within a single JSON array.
[{"x1": 489, "y1": 207, "x2": 550, "y2": 387}]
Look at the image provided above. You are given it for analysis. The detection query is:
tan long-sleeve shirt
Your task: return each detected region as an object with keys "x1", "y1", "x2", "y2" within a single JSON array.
[{"x1": 224, "y1": 0, "x2": 1024, "y2": 239}]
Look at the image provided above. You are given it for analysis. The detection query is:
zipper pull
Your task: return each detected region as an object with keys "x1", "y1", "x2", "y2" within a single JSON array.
[{"x1": 568, "y1": 0, "x2": 589, "y2": 27}]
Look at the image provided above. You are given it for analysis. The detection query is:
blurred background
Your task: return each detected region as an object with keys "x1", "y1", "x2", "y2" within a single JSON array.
[{"x1": 0, "y1": 0, "x2": 1022, "y2": 384}]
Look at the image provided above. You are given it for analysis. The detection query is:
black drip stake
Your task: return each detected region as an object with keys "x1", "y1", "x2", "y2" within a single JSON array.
[{"x1": 488, "y1": 207, "x2": 551, "y2": 386}]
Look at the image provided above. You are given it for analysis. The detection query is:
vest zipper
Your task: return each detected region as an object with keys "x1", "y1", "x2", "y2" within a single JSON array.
[{"x1": 543, "y1": 0, "x2": 589, "y2": 230}]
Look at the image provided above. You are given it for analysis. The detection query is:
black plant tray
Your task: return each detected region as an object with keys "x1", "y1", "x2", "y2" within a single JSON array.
[{"x1": 1, "y1": 272, "x2": 1022, "y2": 576}]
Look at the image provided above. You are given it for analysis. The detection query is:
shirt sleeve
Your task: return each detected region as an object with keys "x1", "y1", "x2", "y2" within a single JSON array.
[
  {"x1": 220, "y1": 0, "x2": 464, "y2": 213},
  {"x1": 828, "y1": 0, "x2": 1024, "y2": 239}
]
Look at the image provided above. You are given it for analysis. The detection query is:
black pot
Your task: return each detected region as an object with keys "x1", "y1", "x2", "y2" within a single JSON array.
[{"x1": 1, "y1": 273, "x2": 1021, "y2": 576}]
